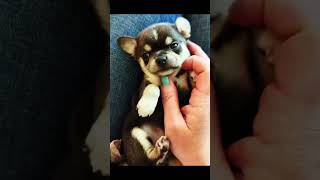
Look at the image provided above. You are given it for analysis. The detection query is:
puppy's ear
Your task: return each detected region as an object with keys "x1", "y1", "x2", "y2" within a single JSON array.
[
  {"x1": 175, "y1": 17, "x2": 191, "y2": 39},
  {"x1": 117, "y1": 37, "x2": 137, "y2": 56}
]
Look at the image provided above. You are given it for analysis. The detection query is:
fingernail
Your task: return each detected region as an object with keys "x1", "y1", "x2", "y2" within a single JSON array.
[{"x1": 161, "y1": 76, "x2": 169, "y2": 86}]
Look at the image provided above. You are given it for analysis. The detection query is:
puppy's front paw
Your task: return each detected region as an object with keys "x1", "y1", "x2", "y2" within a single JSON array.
[
  {"x1": 136, "y1": 84, "x2": 160, "y2": 117},
  {"x1": 136, "y1": 96, "x2": 157, "y2": 117},
  {"x1": 189, "y1": 71, "x2": 196, "y2": 88}
]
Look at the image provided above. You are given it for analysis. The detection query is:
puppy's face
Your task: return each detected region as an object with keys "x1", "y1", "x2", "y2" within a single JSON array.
[{"x1": 118, "y1": 17, "x2": 191, "y2": 77}]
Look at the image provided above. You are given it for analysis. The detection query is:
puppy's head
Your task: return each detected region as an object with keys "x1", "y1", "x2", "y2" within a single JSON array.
[{"x1": 118, "y1": 17, "x2": 191, "y2": 77}]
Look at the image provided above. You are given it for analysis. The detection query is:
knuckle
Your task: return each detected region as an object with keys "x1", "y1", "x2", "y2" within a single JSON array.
[
  {"x1": 167, "y1": 122, "x2": 180, "y2": 133},
  {"x1": 162, "y1": 92, "x2": 175, "y2": 103}
]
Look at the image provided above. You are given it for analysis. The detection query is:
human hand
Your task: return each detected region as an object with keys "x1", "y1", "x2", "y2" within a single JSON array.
[
  {"x1": 214, "y1": 0, "x2": 320, "y2": 179},
  {"x1": 161, "y1": 41, "x2": 210, "y2": 165}
]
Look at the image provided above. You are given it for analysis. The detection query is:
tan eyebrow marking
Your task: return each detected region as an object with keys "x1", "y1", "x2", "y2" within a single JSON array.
[
  {"x1": 165, "y1": 37, "x2": 173, "y2": 45},
  {"x1": 144, "y1": 44, "x2": 152, "y2": 52},
  {"x1": 152, "y1": 30, "x2": 158, "y2": 40}
]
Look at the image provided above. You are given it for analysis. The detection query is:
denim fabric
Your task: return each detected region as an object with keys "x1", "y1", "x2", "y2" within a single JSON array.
[
  {"x1": 110, "y1": 14, "x2": 210, "y2": 140},
  {"x1": 186, "y1": 14, "x2": 211, "y2": 55},
  {"x1": 0, "y1": 1, "x2": 107, "y2": 179}
]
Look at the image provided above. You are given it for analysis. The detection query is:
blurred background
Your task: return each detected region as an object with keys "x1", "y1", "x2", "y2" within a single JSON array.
[{"x1": 0, "y1": 0, "x2": 108, "y2": 179}]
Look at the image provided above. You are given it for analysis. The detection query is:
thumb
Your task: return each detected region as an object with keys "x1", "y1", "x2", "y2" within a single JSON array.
[
  {"x1": 161, "y1": 80, "x2": 186, "y2": 130},
  {"x1": 226, "y1": 137, "x2": 255, "y2": 169}
]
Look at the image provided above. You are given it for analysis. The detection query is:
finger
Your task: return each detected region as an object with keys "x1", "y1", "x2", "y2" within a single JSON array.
[
  {"x1": 180, "y1": 105, "x2": 190, "y2": 115},
  {"x1": 187, "y1": 41, "x2": 210, "y2": 60},
  {"x1": 229, "y1": 0, "x2": 307, "y2": 39},
  {"x1": 183, "y1": 55, "x2": 210, "y2": 74},
  {"x1": 226, "y1": 137, "x2": 260, "y2": 170},
  {"x1": 210, "y1": 82, "x2": 235, "y2": 179},
  {"x1": 183, "y1": 56, "x2": 210, "y2": 95},
  {"x1": 228, "y1": 0, "x2": 264, "y2": 27},
  {"x1": 161, "y1": 80, "x2": 186, "y2": 129}
]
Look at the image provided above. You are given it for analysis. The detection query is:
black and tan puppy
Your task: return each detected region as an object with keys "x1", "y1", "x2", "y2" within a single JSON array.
[{"x1": 111, "y1": 17, "x2": 194, "y2": 166}]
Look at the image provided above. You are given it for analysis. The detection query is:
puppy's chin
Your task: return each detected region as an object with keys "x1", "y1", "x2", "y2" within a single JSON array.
[{"x1": 157, "y1": 69, "x2": 176, "y2": 76}]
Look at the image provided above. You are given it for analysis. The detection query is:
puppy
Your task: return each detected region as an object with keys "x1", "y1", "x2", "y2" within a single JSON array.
[
  {"x1": 211, "y1": 1, "x2": 279, "y2": 148},
  {"x1": 112, "y1": 17, "x2": 193, "y2": 166}
]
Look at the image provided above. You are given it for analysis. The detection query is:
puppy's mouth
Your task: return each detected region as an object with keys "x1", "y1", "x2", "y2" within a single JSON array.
[{"x1": 156, "y1": 66, "x2": 179, "y2": 76}]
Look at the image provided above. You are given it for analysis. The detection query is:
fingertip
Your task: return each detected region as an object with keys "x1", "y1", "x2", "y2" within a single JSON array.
[
  {"x1": 182, "y1": 58, "x2": 192, "y2": 70},
  {"x1": 182, "y1": 55, "x2": 209, "y2": 74},
  {"x1": 226, "y1": 137, "x2": 260, "y2": 170},
  {"x1": 161, "y1": 79, "x2": 175, "y2": 91},
  {"x1": 181, "y1": 105, "x2": 191, "y2": 115},
  {"x1": 187, "y1": 41, "x2": 208, "y2": 58},
  {"x1": 187, "y1": 40, "x2": 198, "y2": 48},
  {"x1": 160, "y1": 76, "x2": 170, "y2": 87},
  {"x1": 187, "y1": 41, "x2": 196, "y2": 53},
  {"x1": 228, "y1": 0, "x2": 264, "y2": 27}
]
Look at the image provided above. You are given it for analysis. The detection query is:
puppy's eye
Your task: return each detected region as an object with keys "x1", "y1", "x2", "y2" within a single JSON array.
[
  {"x1": 170, "y1": 42, "x2": 179, "y2": 49},
  {"x1": 142, "y1": 53, "x2": 149, "y2": 60}
]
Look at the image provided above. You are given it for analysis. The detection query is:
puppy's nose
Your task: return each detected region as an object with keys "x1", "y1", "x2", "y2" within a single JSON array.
[{"x1": 156, "y1": 56, "x2": 167, "y2": 66}]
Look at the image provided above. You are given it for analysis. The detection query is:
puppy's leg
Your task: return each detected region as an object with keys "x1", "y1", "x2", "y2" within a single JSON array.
[
  {"x1": 110, "y1": 139, "x2": 122, "y2": 163},
  {"x1": 254, "y1": 30, "x2": 279, "y2": 85},
  {"x1": 136, "y1": 84, "x2": 160, "y2": 117},
  {"x1": 131, "y1": 127, "x2": 169, "y2": 162},
  {"x1": 175, "y1": 72, "x2": 190, "y2": 91},
  {"x1": 255, "y1": 30, "x2": 279, "y2": 64},
  {"x1": 189, "y1": 71, "x2": 196, "y2": 88}
]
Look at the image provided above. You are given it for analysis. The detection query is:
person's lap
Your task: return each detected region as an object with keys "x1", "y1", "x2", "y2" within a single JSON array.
[{"x1": 110, "y1": 14, "x2": 210, "y2": 140}]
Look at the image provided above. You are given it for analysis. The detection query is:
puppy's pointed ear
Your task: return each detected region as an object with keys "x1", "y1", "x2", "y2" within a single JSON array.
[
  {"x1": 117, "y1": 36, "x2": 137, "y2": 56},
  {"x1": 175, "y1": 17, "x2": 191, "y2": 39}
]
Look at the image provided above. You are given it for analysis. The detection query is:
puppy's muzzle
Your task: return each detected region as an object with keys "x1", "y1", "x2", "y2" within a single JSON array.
[
  {"x1": 155, "y1": 55, "x2": 178, "y2": 70},
  {"x1": 156, "y1": 56, "x2": 168, "y2": 67}
]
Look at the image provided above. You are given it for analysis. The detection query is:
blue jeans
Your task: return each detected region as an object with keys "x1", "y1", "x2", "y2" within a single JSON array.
[{"x1": 110, "y1": 14, "x2": 210, "y2": 140}]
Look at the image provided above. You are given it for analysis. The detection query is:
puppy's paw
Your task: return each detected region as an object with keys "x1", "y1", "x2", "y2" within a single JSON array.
[
  {"x1": 175, "y1": 72, "x2": 190, "y2": 91},
  {"x1": 110, "y1": 139, "x2": 122, "y2": 163},
  {"x1": 256, "y1": 30, "x2": 279, "y2": 64},
  {"x1": 155, "y1": 136, "x2": 170, "y2": 153},
  {"x1": 155, "y1": 136, "x2": 170, "y2": 166},
  {"x1": 136, "y1": 84, "x2": 160, "y2": 117},
  {"x1": 189, "y1": 71, "x2": 196, "y2": 88},
  {"x1": 136, "y1": 96, "x2": 157, "y2": 117}
]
